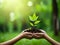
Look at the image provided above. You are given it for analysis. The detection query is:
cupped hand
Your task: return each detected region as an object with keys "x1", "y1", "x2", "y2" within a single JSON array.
[
  {"x1": 21, "y1": 29, "x2": 46, "y2": 39},
  {"x1": 33, "y1": 29, "x2": 46, "y2": 39},
  {"x1": 21, "y1": 29, "x2": 33, "y2": 39}
]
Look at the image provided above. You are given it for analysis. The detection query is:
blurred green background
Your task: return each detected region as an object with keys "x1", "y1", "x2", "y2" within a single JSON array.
[{"x1": 0, "y1": 0, "x2": 60, "y2": 45}]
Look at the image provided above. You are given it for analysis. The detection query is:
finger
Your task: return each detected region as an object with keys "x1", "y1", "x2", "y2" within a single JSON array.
[
  {"x1": 23, "y1": 32, "x2": 32, "y2": 34},
  {"x1": 33, "y1": 34, "x2": 42, "y2": 39},
  {"x1": 25, "y1": 34, "x2": 33, "y2": 39},
  {"x1": 40, "y1": 29, "x2": 46, "y2": 33},
  {"x1": 27, "y1": 35, "x2": 32, "y2": 37},
  {"x1": 33, "y1": 34, "x2": 42, "y2": 37},
  {"x1": 23, "y1": 29, "x2": 30, "y2": 32},
  {"x1": 33, "y1": 33, "x2": 44, "y2": 37},
  {"x1": 22, "y1": 29, "x2": 29, "y2": 32},
  {"x1": 33, "y1": 33, "x2": 44, "y2": 35},
  {"x1": 34, "y1": 37, "x2": 43, "y2": 39},
  {"x1": 24, "y1": 32, "x2": 32, "y2": 37},
  {"x1": 33, "y1": 33, "x2": 43, "y2": 38}
]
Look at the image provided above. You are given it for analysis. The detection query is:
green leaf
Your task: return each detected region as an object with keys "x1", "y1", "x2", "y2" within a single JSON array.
[
  {"x1": 33, "y1": 13, "x2": 36, "y2": 19},
  {"x1": 29, "y1": 16, "x2": 33, "y2": 21},
  {"x1": 34, "y1": 20, "x2": 40, "y2": 24},
  {"x1": 29, "y1": 13, "x2": 38, "y2": 21},
  {"x1": 32, "y1": 13, "x2": 38, "y2": 21},
  {"x1": 30, "y1": 22, "x2": 34, "y2": 26},
  {"x1": 35, "y1": 16, "x2": 38, "y2": 20}
]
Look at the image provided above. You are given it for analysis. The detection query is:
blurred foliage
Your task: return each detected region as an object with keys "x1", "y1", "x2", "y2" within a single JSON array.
[
  {"x1": 0, "y1": 31, "x2": 60, "y2": 45},
  {"x1": 0, "y1": 0, "x2": 53, "y2": 32},
  {"x1": 0, "y1": 0, "x2": 60, "y2": 45}
]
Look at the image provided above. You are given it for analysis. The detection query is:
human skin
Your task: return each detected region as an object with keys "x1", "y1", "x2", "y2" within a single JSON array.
[
  {"x1": 43, "y1": 33, "x2": 60, "y2": 45},
  {"x1": 0, "y1": 30, "x2": 60, "y2": 45},
  {"x1": 33, "y1": 30, "x2": 60, "y2": 45},
  {"x1": 0, "y1": 32, "x2": 32, "y2": 45}
]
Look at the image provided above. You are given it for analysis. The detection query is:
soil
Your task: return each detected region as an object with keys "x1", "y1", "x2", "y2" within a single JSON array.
[{"x1": 24, "y1": 27, "x2": 42, "y2": 33}]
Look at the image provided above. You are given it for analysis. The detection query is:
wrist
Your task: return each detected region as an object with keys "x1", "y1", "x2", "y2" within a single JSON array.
[
  {"x1": 19, "y1": 33, "x2": 25, "y2": 38},
  {"x1": 43, "y1": 33, "x2": 60, "y2": 45},
  {"x1": 43, "y1": 33, "x2": 48, "y2": 39}
]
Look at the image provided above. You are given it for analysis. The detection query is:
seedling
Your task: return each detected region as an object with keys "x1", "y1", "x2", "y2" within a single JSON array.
[
  {"x1": 24, "y1": 13, "x2": 41, "y2": 33},
  {"x1": 29, "y1": 13, "x2": 40, "y2": 28}
]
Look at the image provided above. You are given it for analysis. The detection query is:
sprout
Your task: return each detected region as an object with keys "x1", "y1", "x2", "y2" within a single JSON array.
[{"x1": 29, "y1": 13, "x2": 40, "y2": 27}]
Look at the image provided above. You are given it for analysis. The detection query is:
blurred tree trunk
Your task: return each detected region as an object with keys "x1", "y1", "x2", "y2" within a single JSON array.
[{"x1": 52, "y1": 0, "x2": 59, "y2": 35}]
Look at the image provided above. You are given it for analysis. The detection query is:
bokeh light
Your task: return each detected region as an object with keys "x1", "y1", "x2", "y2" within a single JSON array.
[
  {"x1": 27, "y1": 1, "x2": 33, "y2": 7},
  {"x1": 0, "y1": 0, "x2": 3, "y2": 3},
  {"x1": 0, "y1": 0, "x2": 34, "y2": 21},
  {"x1": 10, "y1": 12, "x2": 15, "y2": 22},
  {"x1": 0, "y1": 0, "x2": 3, "y2": 8}
]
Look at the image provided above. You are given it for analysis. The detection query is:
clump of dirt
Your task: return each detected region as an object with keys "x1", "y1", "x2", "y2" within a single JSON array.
[{"x1": 24, "y1": 27, "x2": 42, "y2": 33}]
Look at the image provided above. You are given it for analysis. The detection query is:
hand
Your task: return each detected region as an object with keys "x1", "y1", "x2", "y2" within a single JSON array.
[
  {"x1": 33, "y1": 29, "x2": 46, "y2": 39},
  {"x1": 21, "y1": 29, "x2": 33, "y2": 39},
  {"x1": 20, "y1": 29, "x2": 46, "y2": 39}
]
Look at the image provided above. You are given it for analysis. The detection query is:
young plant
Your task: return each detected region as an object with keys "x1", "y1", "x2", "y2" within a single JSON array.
[
  {"x1": 24, "y1": 13, "x2": 40, "y2": 33},
  {"x1": 29, "y1": 13, "x2": 40, "y2": 29}
]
